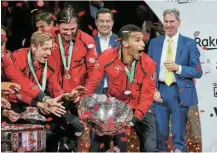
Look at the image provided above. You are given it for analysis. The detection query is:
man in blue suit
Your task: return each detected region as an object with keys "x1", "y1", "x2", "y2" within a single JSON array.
[
  {"x1": 93, "y1": 8, "x2": 120, "y2": 94},
  {"x1": 148, "y1": 9, "x2": 202, "y2": 152}
]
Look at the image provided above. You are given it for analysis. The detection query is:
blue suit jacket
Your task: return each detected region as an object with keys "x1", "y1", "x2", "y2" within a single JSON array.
[
  {"x1": 148, "y1": 34, "x2": 203, "y2": 106},
  {"x1": 94, "y1": 33, "x2": 121, "y2": 94}
]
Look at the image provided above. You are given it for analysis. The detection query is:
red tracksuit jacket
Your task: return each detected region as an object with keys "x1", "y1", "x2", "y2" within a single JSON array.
[
  {"x1": 85, "y1": 47, "x2": 156, "y2": 120},
  {"x1": 50, "y1": 30, "x2": 98, "y2": 92},
  {"x1": 10, "y1": 48, "x2": 64, "y2": 106},
  {"x1": 1, "y1": 49, "x2": 47, "y2": 105}
]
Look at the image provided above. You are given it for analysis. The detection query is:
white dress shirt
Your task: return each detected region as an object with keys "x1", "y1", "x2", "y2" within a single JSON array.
[
  {"x1": 98, "y1": 32, "x2": 112, "y2": 88},
  {"x1": 159, "y1": 32, "x2": 182, "y2": 82}
]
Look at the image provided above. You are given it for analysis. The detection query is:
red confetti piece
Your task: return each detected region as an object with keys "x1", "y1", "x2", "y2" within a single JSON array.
[
  {"x1": 9, "y1": 85, "x2": 16, "y2": 91},
  {"x1": 2, "y1": 1, "x2": 9, "y2": 7},
  {"x1": 92, "y1": 29, "x2": 98, "y2": 36},
  {"x1": 78, "y1": 10, "x2": 86, "y2": 17},
  {"x1": 205, "y1": 72, "x2": 210, "y2": 75},
  {"x1": 196, "y1": 65, "x2": 201, "y2": 71},
  {"x1": 37, "y1": 0, "x2": 44, "y2": 7},
  {"x1": 100, "y1": 143, "x2": 104, "y2": 149},
  {"x1": 29, "y1": 107, "x2": 34, "y2": 112},
  {"x1": 203, "y1": 46, "x2": 207, "y2": 50},
  {"x1": 193, "y1": 31, "x2": 200, "y2": 37},
  {"x1": 165, "y1": 139, "x2": 171, "y2": 144},
  {"x1": 93, "y1": 105, "x2": 100, "y2": 112},
  {"x1": 16, "y1": 2, "x2": 23, "y2": 7},
  {"x1": 52, "y1": 15, "x2": 57, "y2": 21},
  {"x1": 88, "y1": 25, "x2": 93, "y2": 31},
  {"x1": 120, "y1": 137, "x2": 127, "y2": 142},
  {"x1": 178, "y1": 88, "x2": 184, "y2": 93},
  {"x1": 143, "y1": 35, "x2": 149, "y2": 41},
  {"x1": 45, "y1": 124, "x2": 51, "y2": 129},
  {"x1": 111, "y1": 9, "x2": 117, "y2": 13},
  {"x1": 1, "y1": 121, "x2": 7, "y2": 127},
  {"x1": 46, "y1": 117, "x2": 53, "y2": 121},
  {"x1": 33, "y1": 61, "x2": 39, "y2": 68},
  {"x1": 193, "y1": 79, "x2": 196, "y2": 84},
  {"x1": 124, "y1": 128, "x2": 131, "y2": 135},
  {"x1": 30, "y1": 139, "x2": 36, "y2": 143},
  {"x1": 200, "y1": 109, "x2": 205, "y2": 113}
]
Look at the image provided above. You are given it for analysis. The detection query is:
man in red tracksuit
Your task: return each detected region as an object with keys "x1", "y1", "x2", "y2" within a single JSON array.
[
  {"x1": 47, "y1": 5, "x2": 98, "y2": 152},
  {"x1": 10, "y1": 31, "x2": 87, "y2": 152},
  {"x1": 84, "y1": 24, "x2": 157, "y2": 152}
]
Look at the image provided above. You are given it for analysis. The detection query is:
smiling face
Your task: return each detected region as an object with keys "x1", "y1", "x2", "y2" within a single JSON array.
[
  {"x1": 95, "y1": 13, "x2": 114, "y2": 36},
  {"x1": 124, "y1": 32, "x2": 145, "y2": 60},
  {"x1": 32, "y1": 39, "x2": 53, "y2": 63},
  {"x1": 59, "y1": 17, "x2": 78, "y2": 42},
  {"x1": 163, "y1": 13, "x2": 180, "y2": 38}
]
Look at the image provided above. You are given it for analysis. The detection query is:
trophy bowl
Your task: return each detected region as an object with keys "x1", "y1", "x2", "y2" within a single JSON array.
[{"x1": 79, "y1": 94, "x2": 133, "y2": 136}]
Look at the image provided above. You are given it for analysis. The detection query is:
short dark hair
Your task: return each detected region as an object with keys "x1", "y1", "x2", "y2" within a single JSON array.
[
  {"x1": 96, "y1": 8, "x2": 114, "y2": 20},
  {"x1": 118, "y1": 24, "x2": 142, "y2": 41},
  {"x1": 57, "y1": 5, "x2": 78, "y2": 24},
  {"x1": 36, "y1": 12, "x2": 55, "y2": 25}
]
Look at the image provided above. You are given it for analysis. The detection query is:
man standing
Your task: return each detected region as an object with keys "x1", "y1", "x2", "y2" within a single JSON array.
[
  {"x1": 50, "y1": 5, "x2": 98, "y2": 152},
  {"x1": 84, "y1": 24, "x2": 156, "y2": 152},
  {"x1": 94, "y1": 8, "x2": 120, "y2": 94},
  {"x1": 148, "y1": 9, "x2": 202, "y2": 152}
]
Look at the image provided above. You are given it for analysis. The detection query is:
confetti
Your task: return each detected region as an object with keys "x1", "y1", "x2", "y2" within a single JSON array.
[
  {"x1": 193, "y1": 79, "x2": 196, "y2": 84},
  {"x1": 179, "y1": 88, "x2": 184, "y2": 93},
  {"x1": 64, "y1": 144, "x2": 69, "y2": 150},
  {"x1": 22, "y1": 38, "x2": 26, "y2": 47},
  {"x1": 45, "y1": 124, "x2": 51, "y2": 129},
  {"x1": 120, "y1": 137, "x2": 127, "y2": 142},
  {"x1": 1, "y1": 121, "x2": 7, "y2": 127},
  {"x1": 88, "y1": 25, "x2": 93, "y2": 31},
  {"x1": 89, "y1": 58, "x2": 96, "y2": 63},
  {"x1": 143, "y1": 35, "x2": 149, "y2": 41},
  {"x1": 205, "y1": 72, "x2": 210, "y2": 75},
  {"x1": 124, "y1": 128, "x2": 131, "y2": 135},
  {"x1": 93, "y1": 105, "x2": 99, "y2": 112},
  {"x1": 196, "y1": 65, "x2": 201, "y2": 71},
  {"x1": 202, "y1": 46, "x2": 207, "y2": 50},
  {"x1": 29, "y1": 107, "x2": 34, "y2": 112},
  {"x1": 193, "y1": 31, "x2": 200, "y2": 37},
  {"x1": 16, "y1": 2, "x2": 23, "y2": 7},
  {"x1": 37, "y1": 0, "x2": 44, "y2": 7},
  {"x1": 78, "y1": 10, "x2": 86, "y2": 17},
  {"x1": 200, "y1": 109, "x2": 205, "y2": 113},
  {"x1": 30, "y1": 138, "x2": 36, "y2": 143},
  {"x1": 2, "y1": 1, "x2": 9, "y2": 7},
  {"x1": 33, "y1": 61, "x2": 39, "y2": 68},
  {"x1": 111, "y1": 9, "x2": 117, "y2": 13},
  {"x1": 100, "y1": 143, "x2": 104, "y2": 149},
  {"x1": 92, "y1": 29, "x2": 98, "y2": 37},
  {"x1": 46, "y1": 117, "x2": 53, "y2": 121},
  {"x1": 114, "y1": 146, "x2": 120, "y2": 152}
]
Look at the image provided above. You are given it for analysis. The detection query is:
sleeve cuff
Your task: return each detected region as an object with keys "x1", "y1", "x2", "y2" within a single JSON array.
[
  {"x1": 176, "y1": 65, "x2": 182, "y2": 75},
  {"x1": 35, "y1": 91, "x2": 47, "y2": 102},
  {"x1": 30, "y1": 99, "x2": 39, "y2": 107}
]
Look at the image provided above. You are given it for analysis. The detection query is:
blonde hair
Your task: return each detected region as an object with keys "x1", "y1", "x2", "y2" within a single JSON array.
[{"x1": 30, "y1": 31, "x2": 53, "y2": 47}]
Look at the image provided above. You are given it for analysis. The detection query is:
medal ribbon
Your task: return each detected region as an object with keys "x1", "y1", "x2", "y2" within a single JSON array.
[
  {"x1": 28, "y1": 50, "x2": 47, "y2": 91},
  {"x1": 119, "y1": 49, "x2": 136, "y2": 83},
  {"x1": 58, "y1": 34, "x2": 73, "y2": 71}
]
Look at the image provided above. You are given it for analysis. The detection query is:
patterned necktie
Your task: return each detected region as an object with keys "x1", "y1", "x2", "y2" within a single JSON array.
[{"x1": 165, "y1": 39, "x2": 174, "y2": 86}]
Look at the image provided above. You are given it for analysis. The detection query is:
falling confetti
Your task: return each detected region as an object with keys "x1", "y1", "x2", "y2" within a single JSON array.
[
  {"x1": 16, "y1": 2, "x2": 23, "y2": 7},
  {"x1": 45, "y1": 124, "x2": 51, "y2": 129},
  {"x1": 196, "y1": 65, "x2": 201, "y2": 71},
  {"x1": 88, "y1": 25, "x2": 93, "y2": 31},
  {"x1": 92, "y1": 29, "x2": 98, "y2": 37},
  {"x1": 193, "y1": 31, "x2": 200, "y2": 37},
  {"x1": 179, "y1": 88, "x2": 184, "y2": 93},
  {"x1": 200, "y1": 109, "x2": 205, "y2": 113},
  {"x1": 100, "y1": 143, "x2": 104, "y2": 149},
  {"x1": 29, "y1": 107, "x2": 34, "y2": 112},
  {"x1": 202, "y1": 46, "x2": 207, "y2": 50},
  {"x1": 1, "y1": 121, "x2": 7, "y2": 127},
  {"x1": 93, "y1": 105, "x2": 99, "y2": 112},
  {"x1": 22, "y1": 38, "x2": 26, "y2": 47},
  {"x1": 37, "y1": 0, "x2": 44, "y2": 7},
  {"x1": 46, "y1": 117, "x2": 53, "y2": 121},
  {"x1": 75, "y1": 132, "x2": 82, "y2": 136},
  {"x1": 111, "y1": 9, "x2": 117, "y2": 13},
  {"x1": 78, "y1": 10, "x2": 86, "y2": 17},
  {"x1": 143, "y1": 35, "x2": 149, "y2": 41},
  {"x1": 120, "y1": 137, "x2": 127, "y2": 142},
  {"x1": 2, "y1": 1, "x2": 9, "y2": 7}
]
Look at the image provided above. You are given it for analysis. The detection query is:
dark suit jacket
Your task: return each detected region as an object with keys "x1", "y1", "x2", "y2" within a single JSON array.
[{"x1": 94, "y1": 33, "x2": 120, "y2": 94}]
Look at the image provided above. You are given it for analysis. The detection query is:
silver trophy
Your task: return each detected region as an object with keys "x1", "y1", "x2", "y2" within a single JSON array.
[{"x1": 79, "y1": 94, "x2": 133, "y2": 136}]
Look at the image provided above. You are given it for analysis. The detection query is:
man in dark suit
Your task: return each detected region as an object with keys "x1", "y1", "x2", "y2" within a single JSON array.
[
  {"x1": 93, "y1": 8, "x2": 120, "y2": 94},
  {"x1": 148, "y1": 8, "x2": 203, "y2": 152}
]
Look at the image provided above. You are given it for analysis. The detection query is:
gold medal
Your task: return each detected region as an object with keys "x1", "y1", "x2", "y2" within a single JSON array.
[{"x1": 65, "y1": 74, "x2": 71, "y2": 80}]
